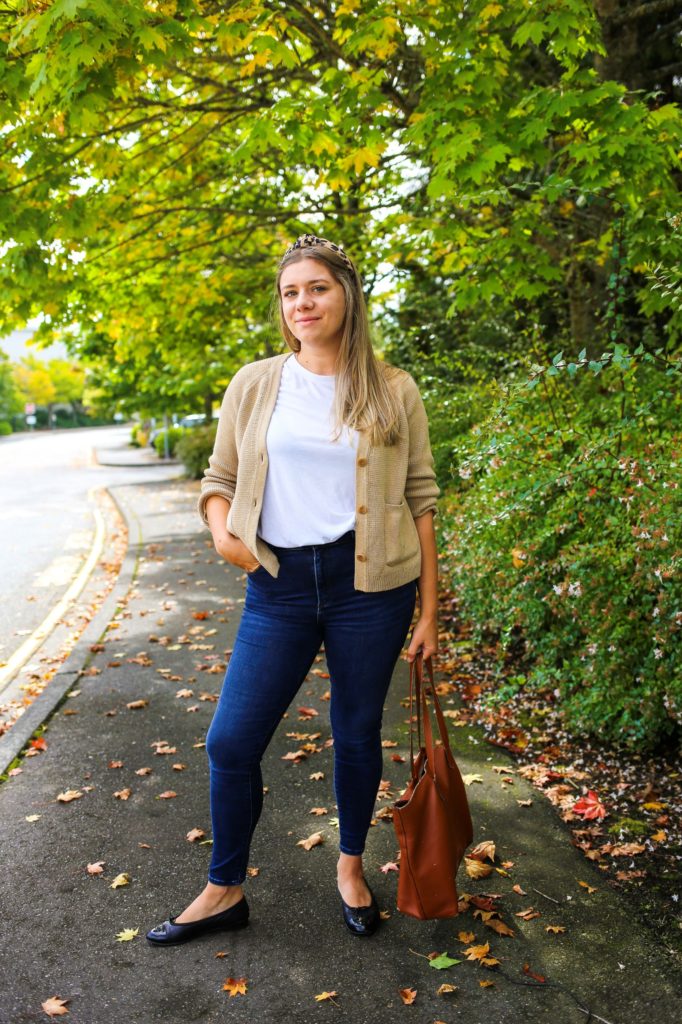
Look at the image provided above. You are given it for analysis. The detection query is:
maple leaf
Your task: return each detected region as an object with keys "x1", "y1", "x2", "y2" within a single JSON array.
[
  {"x1": 610, "y1": 842, "x2": 646, "y2": 856},
  {"x1": 115, "y1": 927, "x2": 139, "y2": 942},
  {"x1": 176, "y1": 688, "x2": 194, "y2": 698},
  {"x1": 30, "y1": 738, "x2": 48, "y2": 751},
  {"x1": 110, "y1": 873, "x2": 131, "y2": 889},
  {"x1": 41, "y1": 995, "x2": 69, "y2": 1017},
  {"x1": 223, "y1": 976, "x2": 247, "y2": 996},
  {"x1": 86, "y1": 861, "x2": 105, "y2": 875},
  {"x1": 463, "y1": 942, "x2": 490, "y2": 961},
  {"x1": 436, "y1": 983, "x2": 458, "y2": 995},
  {"x1": 429, "y1": 952, "x2": 461, "y2": 970},
  {"x1": 114, "y1": 788, "x2": 132, "y2": 800},
  {"x1": 186, "y1": 828, "x2": 205, "y2": 842},
  {"x1": 572, "y1": 790, "x2": 606, "y2": 820},
  {"x1": 192, "y1": 611, "x2": 211, "y2": 620},
  {"x1": 398, "y1": 987, "x2": 417, "y2": 1005},
  {"x1": 309, "y1": 771, "x2": 325, "y2": 781},
  {"x1": 458, "y1": 930, "x2": 475, "y2": 943},
  {"x1": 56, "y1": 790, "x2": 82, "y2": 803},
  {"x1": 462, "y1": 770, "x2": 484, "y2": 786},
  {"x1": 282, "y1": 750, "x2": 308, "y2": 762},
  {"x1": 578, "y1": 880, "x2": 597, "y2": 894},
  {"x1": 485, "y1": 918, "x2": 514, "y2": 937},
  {"x1": 546, "y1": 925, "x2": 566, "y2": 934},
  {"x1": 314, "y1": 991, "x2": 339, "y2": 1004},
  {"x1": 297, "y1": 832, "x2": 324, "y2": 851},
  {"x1": 247, "y1": 866, "x2": 260, "y2": 877},
  {"x1": 380, "y1": 861, "x2": 399, "y2": 874}
]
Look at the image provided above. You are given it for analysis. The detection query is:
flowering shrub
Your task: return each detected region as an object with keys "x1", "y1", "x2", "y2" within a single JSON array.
[{"x1": 442, "y1": 343, "x2": 681, "y2": 750}]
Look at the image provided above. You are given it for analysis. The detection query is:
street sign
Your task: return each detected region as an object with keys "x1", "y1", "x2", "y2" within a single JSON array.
[
  {"x1": 24, "y1": 402, "x2": 36, "y2": 414},
  {"x1": 25, "y1": 414, "x2": 37, "y2": 425}
]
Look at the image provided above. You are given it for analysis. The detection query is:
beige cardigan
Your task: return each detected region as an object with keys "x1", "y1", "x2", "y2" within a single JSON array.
[{"x1": 198, "y1": 352, "x2": 439, "y2": 592}]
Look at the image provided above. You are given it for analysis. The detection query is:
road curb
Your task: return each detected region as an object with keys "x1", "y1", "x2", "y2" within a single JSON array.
[{"x1": 0, "y1": 486, "x2": 142, "y2": 776}]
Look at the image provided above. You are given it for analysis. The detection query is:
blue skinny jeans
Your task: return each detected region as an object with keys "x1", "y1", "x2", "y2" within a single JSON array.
[{"x1": 205, "y1": 530, "x2": 417, "y2": 885}]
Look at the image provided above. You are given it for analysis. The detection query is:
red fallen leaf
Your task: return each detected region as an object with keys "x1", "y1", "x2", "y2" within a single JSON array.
[
  {"x1": 90, "y1": 643, "x2": 105, "y2": 652},
  {"x1": 30, "y1": 738, "x2": 48, "y2": 751},
  {"x1": 186, "y1": 828, "x2": 205, "y2": 842},
  {"x1": 573, "y1": 790, "x2": 607, "y2": 820},
  {"x1": 399, "y1": 987, "x2": 417, "y2": 1005},
  {"x1": 192, "y1": 611, "x2": 211, "y2": 620},
  {"x1": 41, "y1": 995, "x2": 70, "y2": 1017},
  {"x1": 522, "y1": 963, "x2": 546, "y2": 983},
  {"x1": 380, "y1": 861, "x2": 399, "y2": 874},
  {"x1": 391, "y1": 753, "x2": 406, "y2": 763},
  {"x1": 320, "y1": 690, "x2": 331, "y2": 701},
  {"x1": 108, "y1": 760, "x2": 124, "y2": 769},
  {"x1": 297, "y1": 707, "x2": 318, "y2": 719}
]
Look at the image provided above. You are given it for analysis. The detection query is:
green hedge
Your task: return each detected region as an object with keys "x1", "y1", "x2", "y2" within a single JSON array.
[
  {"x1": 153, "y1": 426, "x2": 186, "y2": 457},
  {"x1": 175, "y1": 423, "x2": 218, "y2": 479},
  {"x1": 442, "y1": 343, "x2": 681, "y2": 751}
]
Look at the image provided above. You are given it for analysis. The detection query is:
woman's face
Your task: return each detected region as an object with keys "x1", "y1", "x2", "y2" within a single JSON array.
[{"x1": 279, "y1": 257, "x2": 346, "y2": 349}]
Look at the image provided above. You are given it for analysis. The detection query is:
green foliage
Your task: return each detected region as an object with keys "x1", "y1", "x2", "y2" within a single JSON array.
[
  {"x1": 153, "y1": 425, "x2": 186, "y2": 457},
  {"x1": 0, "y1": 420, "x2": 12, "y2": 435},
  {"x1": 175, "y1": 423, "x2": 218, "y2": 479},
  {"x1": 443, "y1": 343, "x2": 682, "y2": 750}
]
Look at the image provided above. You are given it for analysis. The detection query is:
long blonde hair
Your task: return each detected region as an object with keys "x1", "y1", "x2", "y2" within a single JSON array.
[{"x1": 274, "y1": 244, "x2": 402, "y2": 446}]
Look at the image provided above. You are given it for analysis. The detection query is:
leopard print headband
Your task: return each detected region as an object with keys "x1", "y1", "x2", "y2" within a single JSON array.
[{"x1": 280, "y1": 233, "x2": 354, "y2": 270}]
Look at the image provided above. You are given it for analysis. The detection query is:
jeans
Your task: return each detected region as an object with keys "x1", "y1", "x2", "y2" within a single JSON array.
[{"x1": 205, "y1": 530, "x2": 417, "y2": 885}]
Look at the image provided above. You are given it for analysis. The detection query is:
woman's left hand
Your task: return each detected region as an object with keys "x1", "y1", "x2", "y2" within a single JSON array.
[{"x1": 406, "y1": 614, "x2": 438, "y2": 663}]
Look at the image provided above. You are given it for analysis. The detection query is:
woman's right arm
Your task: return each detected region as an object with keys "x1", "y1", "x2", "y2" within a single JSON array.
[{"x1": 205, "y1": 494, "x2": 260, "y2": 573}]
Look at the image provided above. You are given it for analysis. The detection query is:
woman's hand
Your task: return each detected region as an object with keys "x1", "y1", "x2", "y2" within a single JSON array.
[
  {"x1": 406, "y1": 614, "x2": 438, "y2": 663},
  {"x1": 214, "y1": 533, "x2": 261, "y2": 573}
]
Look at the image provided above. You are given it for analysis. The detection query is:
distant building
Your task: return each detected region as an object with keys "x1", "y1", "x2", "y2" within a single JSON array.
[{"x1": 0, "y1": 324, "x2": 70, "y2": 364}]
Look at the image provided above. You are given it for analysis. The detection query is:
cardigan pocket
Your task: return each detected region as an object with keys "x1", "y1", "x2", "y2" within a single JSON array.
[{"x1": 384, "y1": 500, "x2": 419, "y2": 568}]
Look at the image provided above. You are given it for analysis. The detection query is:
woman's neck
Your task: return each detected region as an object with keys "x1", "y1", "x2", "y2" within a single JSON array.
[{"x1": 295, "y1": 344, "x2": 339, "y2": 376}]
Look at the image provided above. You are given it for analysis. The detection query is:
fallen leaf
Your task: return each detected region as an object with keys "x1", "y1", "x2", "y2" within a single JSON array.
[
  {"x1": 309, "y1": 771, "x2": 325, "y2": 781},
  {"x1": 380, "y1": 861, "x2": 400, "y2": 874},
  {"x1": 479, "y1": 980, "x2": 495, "y2": 988},
  {"x1": 310, "y1": 807, "x2": 328, "y2": 815},
  {"x1": 25, "y1": 814, "x2": 41, "y2": 822},
  {"x1": 298, "y1": 706, "x2": 318, "y2": 719},
  {"x1": 215, "y1": 951, "x2": 228, "y2": 958},
  {"x1": 126, "y1": 700, "x2": 148, "y2": 710},
  {"x1": 223, "y1": 976, "x2": 248, "y2": 996},
  {"x1": 485, "y1": 918, "x2": 515, "y2": 937},
  {"x1": 578, "y1": 880, "x2": 597, "y2": 894},
  {"x1": 462, "y1": 773, "x2": 483, "y2": 786},
  {"x1": 186, "y1": 828, "x2": 205, "y2": 842},
  {"x1": 436, "y1": 983, "x2": 458, "y2": 995},
  {"x1": 41, "y1": 995, "x2": 69, "y2": 1017},
  {"x1": 464, "y1": 858, "x2": 493, "y2": 879},
  {"x1": 546, "y1": 925, "x2": 566, "y2": 934},
  {"x1": 86, "y1": 861, "x2": 105, "y2": 875},
  {"x1": 172, "y1": 763, "x2": 186, "y2": 771},
  {"x1": 247, "y1": 866, "x2": 260, "y2": 877},
  {"x1": 115, "y1": 927, "x2": 139, "y2": 942},
  {"x1": 108, "y1": 760, "x2": 124, "y2": 769},
  {"x1": 157, "y1": 791, "x2": 177, "y2": 799},
  {"x1": 517, "y1": 798, "x2": 533, "y2": 807},
  {"x1": 429, "y1": 952, "x2": 461, "y2": 970},
  {"x1": 114, "y1": 788, "x2": 132, "y2": 800},
  {"x1": 56, "y1": 790, "x2": 82, "y2": 803},
  {"x1": 399, "y1": 987, "x2": 417, "y2": 1005},
  {"x1": 512, "y1": 884, "x2": 527, "y2": 896},
  {"x1": 515, "y1": 907, "x2": 540, "y2": 920},
  {"x1": 297, "y1": 832, "x2": 324, "y2": 851},
  {"x1": 522, "y1": 963, "x2": 546, "y2": 983},
  {"x1": 573, "y1": 790, "x2": 606, "y2": 820},
  {"x1": 458, "y1": 931, "x2": 475, "y2": 943},
  {"x1": 610, "y1": 842, "x2": 646, "y2": 856},
  {"x1": 381, "y1": 740, "x2": 398, "y2": 748},
  {"x1": 282, "y1": 750, "x2": 308, "y2": 762},
  {"x1": 30, "y1": 738, "x2": 48, "y2": 751},
  {"x1": 110, "y1": 873, "x2": 131, "y2": 889},
  {"x1": 463, "y1": 942, "x2": 490, "y2": 961},
  {"x1": 314, "y1": 991, "x2": 339, "y2": 1003},
  {"x1": 135, "y1": 767, "x2": 152, "y2": 776},
  {"x1": 176, "y1": 688, "x2": 194, "y2": 698},
  {"x1": 468, "y1": 841, "x2": 496, "y2": 862}
]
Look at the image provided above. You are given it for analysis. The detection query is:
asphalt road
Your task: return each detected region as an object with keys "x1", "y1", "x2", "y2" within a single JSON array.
[{"x1": 0, "y1": 425, "x2": 180, "y2": 676}]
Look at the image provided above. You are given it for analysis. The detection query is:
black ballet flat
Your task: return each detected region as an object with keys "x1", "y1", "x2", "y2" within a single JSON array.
[
  {"x1": 340, "y1": 884, "x2": 380, "y2": 937},
  {"x1": 146, "y1": 895, "x2": 250, "y2": 946}
]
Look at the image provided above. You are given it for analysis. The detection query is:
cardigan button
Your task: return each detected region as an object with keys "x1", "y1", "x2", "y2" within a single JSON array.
[
  {"x1": 357, "y1": 458, "x2": 368, "y2": 467},
  {"x1": 357, "y1": 505, "x2": 367, "y2": 514},
  {"x1": 357, "y1": 554, "x2": 367, "y2": 562}
]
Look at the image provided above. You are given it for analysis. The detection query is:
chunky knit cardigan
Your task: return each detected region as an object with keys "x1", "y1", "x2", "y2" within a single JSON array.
[{"x1": 198, "y1": 352, "x2": 440, "y2": 592}]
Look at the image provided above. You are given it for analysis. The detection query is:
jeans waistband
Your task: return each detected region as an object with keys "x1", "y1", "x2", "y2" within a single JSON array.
[{"x1": 266, "y1": 529, "x2": 356, "y2": 554}]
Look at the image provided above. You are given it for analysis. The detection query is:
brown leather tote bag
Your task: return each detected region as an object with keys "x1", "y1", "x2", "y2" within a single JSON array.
[{"x1": 392, "y1": 654, "x2": 474, "y2": 919}]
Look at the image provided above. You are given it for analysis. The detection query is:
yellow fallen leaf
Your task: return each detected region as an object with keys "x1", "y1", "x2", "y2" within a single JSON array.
[
  {"x1": 546, "y1": 925, "x2": 566, "y2": 934},
  {"x1": 462, "y1": 773, "x2": 483, "y2": 786},
  {"x1": 464, "y1": 858, "x2": 493, "y2": 879},
  {"x1": 469, "y1": 840, "x2": 496, "y2": 862},
  {"x1": 650, "y1": 830, "x2": 666, "y2": 842},
  {"x1": 126, "y1": 700, "x2": 148, "y2": 709},
  {"x1": 309, "y1": 771, "x2": 324, "y2": 780},
  {"x1": 26, "y1": 814, "x2": 41, "y2": 822},
  {"x1": 479, "y1": 979, "x2": 495, "y2": 987},
  {"x1": 41, "y1": 995, "x2": 69, "y2": 1016},
  {"x1": 436, "y1": 983, "x2": 458, "y2": 995},
  {"x1": 399, "y1": 987, "x2": 417, "y2": 1005},
  {"x1": 314, "y1": 991, "x2": 339, "y2": 1003},
  {"x1": 114, "y1": 788, "x2": 132, "y2": 800},
  {"x1": 578, "y1": 880, "x2": 597, "y2": 894},
  {"x1": 223, "y1": 976, "x2": 247, "y2": 996},
  {"x1": 115, "y1": 927, "x2": 139, "y2": 941},
  {"x1": 458, "y1": 930, "x2": 475, "y2": 943},
  {"x1": 297, "y1": 832, "x2": 324, "y2": 851},
  {"x1": 110, "y1": 873, "x2": 131, "y2": 889},
  {"x1": 56, "y1": 790, "x2": 82, "y2": 803}
]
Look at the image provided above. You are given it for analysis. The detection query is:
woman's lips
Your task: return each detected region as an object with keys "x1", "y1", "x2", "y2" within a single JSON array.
[{"x1": 296, "y1": 317, "x2": 320, "y2": 324}]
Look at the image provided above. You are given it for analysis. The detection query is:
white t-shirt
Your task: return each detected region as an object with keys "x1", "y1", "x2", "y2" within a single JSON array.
[{"x1": 257, "y1": 354, "x2": 358, "y2": 547}]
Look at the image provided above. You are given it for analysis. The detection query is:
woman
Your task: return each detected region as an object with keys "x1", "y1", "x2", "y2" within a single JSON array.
[{"x1": 146, "y1": 234, "x2": 439, "y2": 946}]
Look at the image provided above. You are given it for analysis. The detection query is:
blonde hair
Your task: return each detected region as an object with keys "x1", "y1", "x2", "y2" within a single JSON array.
[{"x1": 274, "y1": 245, "x2": 402, "y2": 446}]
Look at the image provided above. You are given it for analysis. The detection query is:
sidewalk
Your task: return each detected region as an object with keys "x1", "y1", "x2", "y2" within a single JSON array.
[{"x1": 0, "y1": 477, "x2": 680, "y2": 1024}]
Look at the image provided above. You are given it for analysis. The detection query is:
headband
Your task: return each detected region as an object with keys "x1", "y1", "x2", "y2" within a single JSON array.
[{"x1": 280, "y1": 233, "x2": 354, "y2": 270}]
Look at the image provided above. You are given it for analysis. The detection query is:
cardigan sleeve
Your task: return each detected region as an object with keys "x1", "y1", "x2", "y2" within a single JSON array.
[
  {"x1": 197, "y1": 374, "x2": 242, "y2": 526},
  {"x1": 402, "y1": 374, "x2": 440, "y2": 519}
]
